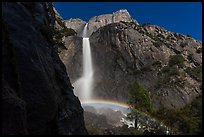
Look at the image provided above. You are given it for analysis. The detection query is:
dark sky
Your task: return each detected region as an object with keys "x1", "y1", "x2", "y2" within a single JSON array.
[{"x1": 53, "y1": 2, "x2": 202, "y2": 41}]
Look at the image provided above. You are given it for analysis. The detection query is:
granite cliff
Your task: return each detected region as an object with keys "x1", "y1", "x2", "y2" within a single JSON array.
[
  {"x1": 64, "y1": 9, "x2": 138, "y2": 37},
  {"x1": 59, "y1": 9, "x2": 202, "y2": 110}
]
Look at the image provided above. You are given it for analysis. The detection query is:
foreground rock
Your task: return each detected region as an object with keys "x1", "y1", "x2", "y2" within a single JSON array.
[{"x1": 2, "y1": 2, "x2": 87, "y2": 135}]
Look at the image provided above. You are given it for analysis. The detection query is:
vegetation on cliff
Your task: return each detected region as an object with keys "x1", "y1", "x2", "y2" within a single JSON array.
[
  {"x1": 128, "y1": 81, "x2": 154, "y2": 114},
  {"x1": 169, "y1": 55, "x2": 185, "y2": 68},
  {"x1": 185, "y1": 65, "x2": 202, "y2": 82},
  {"x1": 155, "y1": 95, "x2": 202, "y2": 135},
  {"x1": 39, "y1": 25, "x2": 76, "y2": 50}
]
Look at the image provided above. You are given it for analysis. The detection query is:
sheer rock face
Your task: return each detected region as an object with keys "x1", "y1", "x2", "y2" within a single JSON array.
[
  {"x1": 2, "y1": 2, "x2": 87, "y2": 135},
  {"x1": 87, "y1": 9, "x2": 138, "y2": 37},
  {"x1": 59, "y1": 9, "x2": 202, "y2": 110},
  {"x1": 64, "y1": 9, "x2": 138, "y2": 37},
  {"x1": 89, "y1": 23, "x2": 202, "y2": 110},
  {"x1": 65, "y1": 18, "x2": 86, "y2": 36},
  {"x1": 58, "y1": 36, "x2": 83, "y2": 81}
]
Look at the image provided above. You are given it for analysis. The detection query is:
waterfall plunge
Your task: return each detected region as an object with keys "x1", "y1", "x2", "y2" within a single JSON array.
[{"x1": 73, "y1": 23, "x2": 94, "y2": 100}]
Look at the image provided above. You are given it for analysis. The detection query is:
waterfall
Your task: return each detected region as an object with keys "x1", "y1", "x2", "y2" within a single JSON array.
[{"x1": 73, "y1": 23, "x2": 94, "y2": 100}]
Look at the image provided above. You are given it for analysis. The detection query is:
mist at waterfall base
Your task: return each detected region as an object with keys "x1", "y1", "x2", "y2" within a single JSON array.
[
  {"x1": 72, "y1": 23, "x2": 134, "y2": 129},
  {"x1": 72, "y1": 24, "x2": 171, "y2": 134},
  {"x1": 82, "y1": 100, "x2": 172, "y2": 134}
]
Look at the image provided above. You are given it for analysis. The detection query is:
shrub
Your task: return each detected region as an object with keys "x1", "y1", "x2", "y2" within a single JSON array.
[
  {"x1": 153, "y1": 41, "x2": 163, "y2": 47},
  {"x1": 186, "y1": 34, "x2": 192, "y2": 38},
  {"x1": 161, "y1": 66, "x2": 170, "y2": 73},
  {"x1": 129, "y1": 21, "x2": 137, "y2": 25},
  {"x1": 180, "y1": 42, "x2": 187, "y2": 48},
  {"x1": 130, "y1": 69, "x2": 142, "y2": 75},
  {"x1": 120, "y1": 21, "x2": 130, "y2": 27},
  {"x1": 153, "y1": 35, "x2": 162, "y2": 43},
  {"x1": 87, "y1": 127, "x2": 101, "y2": 135},
  {"x1": 196, "y1": 48, "x2": 202, "y2": 54},
  {"x1": 142, "y1": 23, "x2": 151, "y2": 26},
  {"x1": 54, "y1": 28, "x2": 76, "y2": 43},
  {"x1": 155, "y1": 75, "x2": 171, "y2": 89},
  {"x1": 157, "y1": 34, "x2": 165, "y2": 39},
  {"x1": 187, "y1": 53, "x2": 193, "y2": 61},
  {"x1": 155, "y1": 95, "x2": 202, "y2": 135},
  {"x1": 141, "y1": 65, "x2": 152, "y2": 72},
  {"x1": 39, "y1": 25, "x2": 76, "y2": 50},
  {"x1": 185, "y1": 66, "x2": 202, "y2": 82},
  {"x1": 144, "y1": 31, "x2": 154, "y2": 39},
  {"x1": 60, "y1": 28, "x2": 77, "y2": 37},
  {"x1": 152, "y1": 61, "x2": 162, "y2": 67},
  {"x1": 128, "y1": 81, "x2": 154, "y2": 113},
  {"x1": 144, "y1": 31, "x2": 163, "y2": 44},
  {"x1": 169, "y1": 55, "x2": 185, "y2": 67},
  {"x1": 157, "y1": 64, "x2": 180, "y2": 89},
  {"x1": 56, "y1": 17, "x2": 66, "y2": 28},
  {"x1": 169, "y1": 66, "x2": 180, "y2": 76}
]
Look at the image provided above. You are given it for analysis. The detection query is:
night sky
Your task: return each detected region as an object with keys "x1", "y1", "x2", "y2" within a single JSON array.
[{"x1": 54, "y1": 2, "x2": 202, "y2": 41}]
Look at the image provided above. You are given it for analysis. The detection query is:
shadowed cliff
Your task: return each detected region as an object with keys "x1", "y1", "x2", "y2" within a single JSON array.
[{"x1": 2, "y1": 2, "x2": 87, "y2": 135}]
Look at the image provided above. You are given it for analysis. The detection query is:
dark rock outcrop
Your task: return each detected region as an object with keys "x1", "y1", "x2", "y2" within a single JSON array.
[
  {"x1": 2, "y1": 2, "x2": 87, "y2": 135},
  {"x1": 59, "y1": 9, "x2": 202, "y2": 110},
  {"x1": 58, "y1": 36, "x2": 83, "y2": 81}
]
